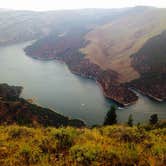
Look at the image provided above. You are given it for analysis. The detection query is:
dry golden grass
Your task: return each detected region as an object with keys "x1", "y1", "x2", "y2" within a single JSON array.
[
  {"x1": 81, "y1": 8, "x2": 166, "y2": 83},
  {"x1": 0, "y1": 122, "x2": 165, "y2": 166}
]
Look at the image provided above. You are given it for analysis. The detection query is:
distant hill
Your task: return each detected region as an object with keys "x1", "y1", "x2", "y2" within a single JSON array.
[{"x1": 0, "y1": 9, "x2": 125, "y2": 45}]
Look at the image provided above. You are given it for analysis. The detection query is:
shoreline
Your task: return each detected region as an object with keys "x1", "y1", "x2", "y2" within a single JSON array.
[
  {"x1": 60, "y1": 68, "x2": 138, "y2": 107},
  {"x1": 130, "y1": 87, "x2": 166, "y2": 103},
  {"x1": 97, "y1": 81, "x2": 137, "y2": 107},
  {"x1": 69, "y1": 70, "x2": 127, "y2": 106},
  {"x1": 65, "y1": 63, "x2": 166, "y2": 105}
]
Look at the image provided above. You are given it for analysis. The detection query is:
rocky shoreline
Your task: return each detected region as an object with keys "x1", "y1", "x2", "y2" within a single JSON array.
[
  {"x1": 130, "y1": 87, "x2": 166, "y2": 103},
  {"x1": 130, "y1": 74, "x2": 166, "y2": 103},
  {"x1": 71, "y1": 70, "x2": 138, "y2": 106}
]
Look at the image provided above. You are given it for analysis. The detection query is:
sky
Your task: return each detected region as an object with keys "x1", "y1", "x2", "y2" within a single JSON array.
[{"x1": 0, "y1": 0, "x2": 166, "y2": 11}]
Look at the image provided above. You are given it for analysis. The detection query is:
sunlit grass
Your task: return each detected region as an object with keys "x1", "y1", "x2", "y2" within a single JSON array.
[{"x1": 0, "y1": 122, "x2": 165, "y2": 166}]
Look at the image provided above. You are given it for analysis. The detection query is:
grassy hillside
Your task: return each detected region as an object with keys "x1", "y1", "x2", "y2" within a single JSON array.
[{"x1": 0, "y1": 123, "x2": 165, "y2": 166}]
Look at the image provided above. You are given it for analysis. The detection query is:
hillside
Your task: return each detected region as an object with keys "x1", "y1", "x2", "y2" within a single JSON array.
[
  {"x1": 130, "y1": 30, "x2": 166, "y2": 101},
  {"x1": 0, "y1": 123, "x2": 165, "y2": 166},
  {"x1": 0, "y1": 84, "x2": 85, "y2": 127}
]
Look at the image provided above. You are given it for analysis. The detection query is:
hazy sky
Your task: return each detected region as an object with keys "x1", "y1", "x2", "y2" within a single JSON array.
[{"x1": 0, "y1": 0, "x2": 166, "y2": 11}]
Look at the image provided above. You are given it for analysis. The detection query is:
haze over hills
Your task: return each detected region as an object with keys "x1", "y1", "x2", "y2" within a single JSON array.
[
  {"x1": 0, "y1": 4, "x2": 166, "y2": 166},
  {"x1": 0, "y1": 8, "x2": 126, "y2": 45},
  {"x1": 0, "y1": 6, "x2": 166, "y2": 105}
]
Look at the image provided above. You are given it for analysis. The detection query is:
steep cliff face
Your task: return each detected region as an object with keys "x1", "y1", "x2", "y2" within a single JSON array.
[{"x1": 0, "y1": 84, "x2": 85, "y2": 127}]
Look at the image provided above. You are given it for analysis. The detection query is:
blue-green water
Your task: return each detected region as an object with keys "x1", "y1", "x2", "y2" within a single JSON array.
[{"x1": 0, "y1": 41, "x2": 165, "y2": 125}]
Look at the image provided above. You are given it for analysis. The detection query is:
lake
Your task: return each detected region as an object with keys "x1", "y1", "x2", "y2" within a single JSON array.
[{"x1": 0, "y1": 41, "x2": 165, "y2": 125}]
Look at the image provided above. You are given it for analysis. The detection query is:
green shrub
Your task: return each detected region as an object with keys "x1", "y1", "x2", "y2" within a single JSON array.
[
  {"x1": 70, "y1": 144, "x2": 101, "y2": 165},
  {"x1": 54, "y1": 128, "x2": 77, "y2": 150},
  {"x1": 19, "y1": 144, "x2": 42, "y2": 165}
]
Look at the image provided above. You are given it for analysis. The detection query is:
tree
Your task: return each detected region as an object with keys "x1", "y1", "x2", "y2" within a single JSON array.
[
  {"x1": 104, "y1": 105, "x2": 117, "y2": 125},
  {"x1": 127, "y1": 114, "x2": 133, "y2": 127},
  {"x1": 149, "y1": 114, "x2": 158, "y2": 125}
]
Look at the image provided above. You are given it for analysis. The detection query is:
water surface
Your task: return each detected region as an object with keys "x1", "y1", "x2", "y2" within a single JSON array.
[{"x1": 0, "y1": 42, "x2": 165, "y2": 125}]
